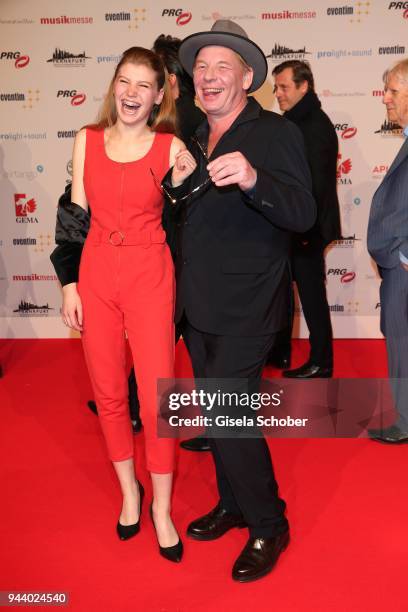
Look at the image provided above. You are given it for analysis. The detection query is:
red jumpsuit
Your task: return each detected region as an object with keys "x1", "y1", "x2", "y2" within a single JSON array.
[{"x1": 78, "y1": 128, "x2": 175, "y2": 473}]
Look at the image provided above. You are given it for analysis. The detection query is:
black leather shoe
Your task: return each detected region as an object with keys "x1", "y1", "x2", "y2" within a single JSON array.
[
  {"x1": 283, "y1": 363, "x2": 332, "y2": 378},
  {"x1": 116, "y1": 481, "x2": 144, "y2": 541},
  {"x1": 180, "y1": 436, "x2": 211, "y2": 452},
  {"x1": 187, "y1": 503, "x2": 247, "y2": 541},
  {"x1": 87, "y1": 400, "x2": 98, "y2": 415},
  {"x1": 367, "y1": 424, "x2": 408, "y2": 444},
  {"x1": 232, "y1": 530, "x2": 290, "y2": 583},
  {"x1": 150, "y1": 504, "x2": 183, "y2": 563}
]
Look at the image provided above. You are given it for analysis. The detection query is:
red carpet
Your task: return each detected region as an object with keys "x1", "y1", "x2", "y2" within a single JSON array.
[{"x1": 0, "y1": 339, "x2": 406, "y2": 612}]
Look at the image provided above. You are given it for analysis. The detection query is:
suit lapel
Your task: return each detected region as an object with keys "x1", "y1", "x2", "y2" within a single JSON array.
[{"x1": 371, "y1": 137, "x2": 408, "y2": 208}]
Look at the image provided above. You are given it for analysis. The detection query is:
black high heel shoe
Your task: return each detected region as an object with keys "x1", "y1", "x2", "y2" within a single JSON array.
[
  {"x1": 116, "y1": 481, "x2": 145, "y2": 541},
  {"x1": 149, "y1": 503, "x2": 183, "y2": 563}
]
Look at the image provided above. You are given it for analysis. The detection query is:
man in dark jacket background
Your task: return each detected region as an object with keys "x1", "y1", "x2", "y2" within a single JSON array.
[{"x1": 269, "y1": 60, "x2": 341, "y2": 378}]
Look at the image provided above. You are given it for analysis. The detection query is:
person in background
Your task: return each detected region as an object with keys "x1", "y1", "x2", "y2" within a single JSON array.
[
  {"x1": 367, "y1": 58, "x2": 408, "y2": 444},
  {"x1": 268, "y1": 60, "x2": 341, "y2": 378},
  {"x1": 152, "y1": 34, "x2": 210, "y2": 453}
]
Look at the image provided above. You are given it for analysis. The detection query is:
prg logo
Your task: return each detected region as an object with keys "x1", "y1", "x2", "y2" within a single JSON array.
[
  {"x1": 0, "y1": 51, "x2": 30, "y2": 69},
  {"x1": 57, "y1": 89, "x2": 86, "y2": 106},
  {"x1": 161, "y1": 8, "x2": 192, "y2": 25},
  {"x1": 327, "y1": 268, "x2": 356, "y2": 283},
  {"x1": 388, "y1": 2, "x2": 408, "y2": 19},
  {"x1": 334, "y1": 123, "x2": 357, "y2": 139}
]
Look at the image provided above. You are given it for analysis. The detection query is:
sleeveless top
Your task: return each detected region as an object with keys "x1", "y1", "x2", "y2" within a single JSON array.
[{"x1": 83, "y1": 128, "x2": 173, "y2": 237}]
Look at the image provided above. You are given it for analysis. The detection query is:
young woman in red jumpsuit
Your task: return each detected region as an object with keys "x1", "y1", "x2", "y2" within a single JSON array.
[{"x1": 59, "y1": 47, "x2": 195, "y2": 562}]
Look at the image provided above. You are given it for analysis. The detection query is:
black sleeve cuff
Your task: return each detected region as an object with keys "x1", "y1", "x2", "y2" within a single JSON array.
[{"x1": 50, "y1": 242, "x2": 83, "y2": 286}]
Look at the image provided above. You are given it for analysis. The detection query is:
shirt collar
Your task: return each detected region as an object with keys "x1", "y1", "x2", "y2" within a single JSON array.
[
  {"x1": 404, "y1": 125, "x2": 408, "y2": 138},
  {"x1": 195, "y1": 97, "x2": 262, "y2": 143}
]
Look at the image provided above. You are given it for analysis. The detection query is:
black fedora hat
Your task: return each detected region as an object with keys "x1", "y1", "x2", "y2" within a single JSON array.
[{"x1": 178, "y1": 19, "x2": 267, "y2": 93}]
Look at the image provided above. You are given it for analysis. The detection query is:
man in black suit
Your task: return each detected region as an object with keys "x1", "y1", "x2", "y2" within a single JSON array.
[
  {"x1": 268, "y1": 61, "x2": 341, "y2": 378},
  {"x1": 165, "y1": 21, "x2": 316, "y2": 582}
]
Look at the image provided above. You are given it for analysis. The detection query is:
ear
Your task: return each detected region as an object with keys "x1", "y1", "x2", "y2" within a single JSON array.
[
  {"x1": 168, "y1": 73, "x2": 177, "y2": 87},
  {"x1": 299, "y1": 80, "x2": 309, "y2": 96},
  {"x1": 155, "y1": 88, "x2": 165, "y2": 105},
  {"x1": 243, "y1": 67, "x2": 254, "y2": 92}
]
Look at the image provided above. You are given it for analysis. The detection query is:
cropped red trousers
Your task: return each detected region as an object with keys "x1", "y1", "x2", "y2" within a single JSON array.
[{"x1": 78, "y1": 233, "x2": 175, "y2": 473}]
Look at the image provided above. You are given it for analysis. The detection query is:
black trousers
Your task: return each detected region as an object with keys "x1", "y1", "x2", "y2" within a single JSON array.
[
  {"x1": 273, "y1": 240, "x2": 333, "y2": 368},
  {"x1": 182, "y1": 317, "x2": 288, "y2": 538}
]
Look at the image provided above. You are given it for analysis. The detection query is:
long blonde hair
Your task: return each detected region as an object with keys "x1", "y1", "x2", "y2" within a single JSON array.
[{"x1": 92, "y1": 46, "x2": 176, "y2": 133}]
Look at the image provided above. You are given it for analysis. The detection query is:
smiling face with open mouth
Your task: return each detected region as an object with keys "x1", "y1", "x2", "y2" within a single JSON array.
[
  {"x1": 193, "y1": 46, "x2": 253, "y2": 119},
  {"x1": 113, "y1": 62, "x2": 164, "y2": 126}
]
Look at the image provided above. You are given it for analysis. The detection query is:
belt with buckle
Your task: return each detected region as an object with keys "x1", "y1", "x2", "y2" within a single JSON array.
[{"x1": 88, "y1": 228, "x2": 166, "y2": 246}]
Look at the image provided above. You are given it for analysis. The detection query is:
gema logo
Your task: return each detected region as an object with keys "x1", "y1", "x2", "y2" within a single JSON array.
[
  {"x1": 0, "y1": 51, "x2": 30, "y2": 68},
  {"x1": 336, "y1": 154, "x2": 352, "y2": 184},
  {"x1": 14, "y1": 194, "x2": 38, "y2": 223},
  {"x1": 161, "y1": 9, "x2": 192, "y2": 25},
  {"x1": 56, "y1": 90, "x2": 86, "y2": 105}
]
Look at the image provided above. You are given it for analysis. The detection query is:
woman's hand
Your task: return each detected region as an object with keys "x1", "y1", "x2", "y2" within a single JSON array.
[
  {"x1": 171, "y1": 149, "x2": 197, "y2": 187},
  {"x1": 62, "y1": 282, "x2": 83, "y2": 331}
]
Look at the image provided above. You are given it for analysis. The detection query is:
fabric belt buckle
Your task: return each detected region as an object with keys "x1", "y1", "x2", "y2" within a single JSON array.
[{"x1": 109, "y1": 230, "x2": 124, "y2": 246}]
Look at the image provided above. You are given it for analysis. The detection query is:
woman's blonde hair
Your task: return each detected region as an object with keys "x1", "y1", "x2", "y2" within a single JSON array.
[{"x1": 92, "y1": 46, "x2": 176, "y2": 133}]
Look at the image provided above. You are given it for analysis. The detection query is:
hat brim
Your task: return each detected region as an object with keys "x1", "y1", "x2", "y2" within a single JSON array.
[{"x1": 178, "y1": 31, "x2": 267, "y2": 94}]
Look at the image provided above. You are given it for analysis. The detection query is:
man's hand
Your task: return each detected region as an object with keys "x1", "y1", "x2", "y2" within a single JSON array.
[
  {"x1": 207, "y1": 152, "x2": 257, "y2": 191},
  {"x1": 402, "y1": 262, "x2": 408, "y2": 272},
  {"x1": 171, "y1": 149, "x2": 197, "y2": 187},
  {"x1": 62, "y1": 282, "x2": 83, "y2": 331}
]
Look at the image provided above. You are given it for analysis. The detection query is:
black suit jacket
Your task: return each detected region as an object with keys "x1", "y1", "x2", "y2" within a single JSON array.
[
  {"x1": 164, "y1": 98, "x2": 316, "y2": 336},
  {"x1": 284, "y1": 91, "x2": 341, "y2": 246}
]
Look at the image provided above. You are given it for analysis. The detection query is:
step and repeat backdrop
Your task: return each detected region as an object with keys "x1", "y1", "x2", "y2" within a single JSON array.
[{"x1": 0, "y1": 0, "x2": 406, "y2": 338}]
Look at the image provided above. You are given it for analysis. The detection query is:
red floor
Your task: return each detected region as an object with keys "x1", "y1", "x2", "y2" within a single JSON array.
[{"x1": 0, "y1": 339, "x2": 406, "y2": 612}]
